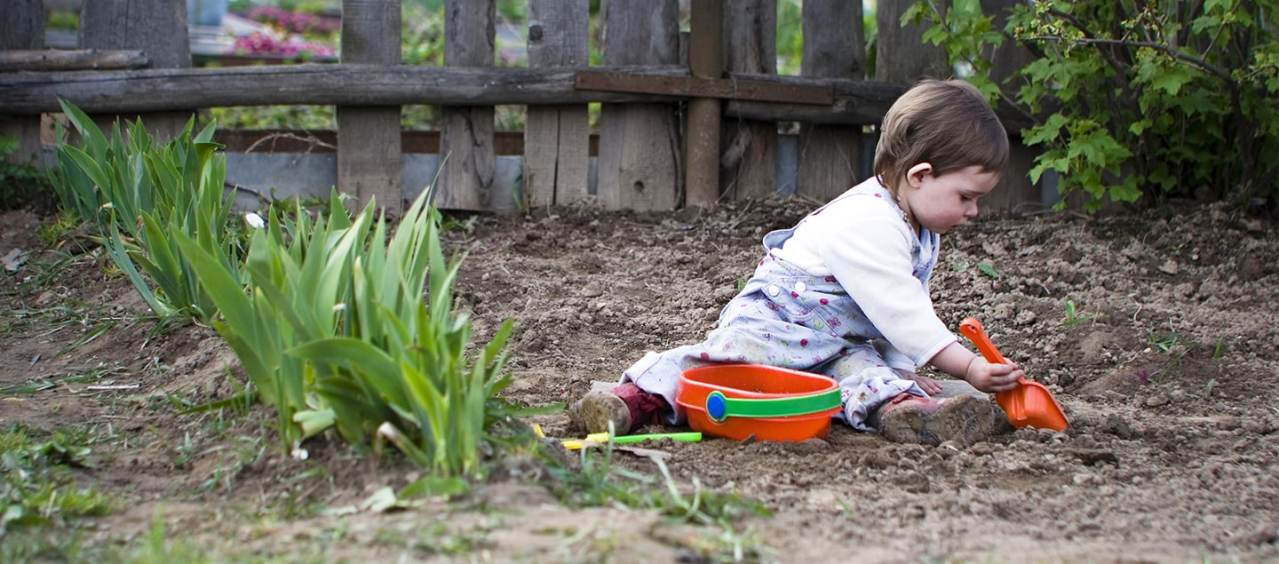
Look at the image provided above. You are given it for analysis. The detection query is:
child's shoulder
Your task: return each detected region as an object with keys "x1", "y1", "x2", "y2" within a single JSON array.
[{"x1": 810, "y1": 177, "x2": 902, "y2": 220}]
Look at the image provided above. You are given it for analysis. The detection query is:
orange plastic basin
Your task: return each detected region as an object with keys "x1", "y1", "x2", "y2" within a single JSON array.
[{"x1": 677, "y1": 364, "x2": 842, "y2": 442}]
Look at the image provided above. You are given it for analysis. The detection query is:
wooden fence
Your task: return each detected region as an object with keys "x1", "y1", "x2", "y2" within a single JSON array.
[{"x1": 0, "y1": 0, "x2": 1047, "y2": 215}]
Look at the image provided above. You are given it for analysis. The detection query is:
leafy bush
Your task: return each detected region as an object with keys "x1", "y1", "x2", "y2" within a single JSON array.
[
  {"x1": 49, "y1": 101, "x2": 243, "y2": 322},
  {"x1": 177, "y1": 192, "x2": 356, "y2": 449},
  {"x1": 180, "y1": 188, "x2": 515, "y2": 478},
  {"x1": 287, "y1": 187, "x2": 515, "y2": 477},
  {"x1": 907, "y1": 0, "x2": 1279, "y2": 209}
]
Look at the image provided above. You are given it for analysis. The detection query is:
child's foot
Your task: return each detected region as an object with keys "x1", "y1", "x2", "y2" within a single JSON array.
[
  {"x1": 569, "y1": 390, "x2": 632, "y2": 434},
  {"x1": 875, "y1": 393, "x2": 1005, "y2": 446},
  {"x1": 568, "y1": 382, "x2": 670, "y2": 434}
]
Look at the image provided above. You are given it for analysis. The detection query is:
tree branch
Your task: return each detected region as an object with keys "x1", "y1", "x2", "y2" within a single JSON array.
[{"x1": 1025, "y1": 35, "x2": 1232, "y2": 81}]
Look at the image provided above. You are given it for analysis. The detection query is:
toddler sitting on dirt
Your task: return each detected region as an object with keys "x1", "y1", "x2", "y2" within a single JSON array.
[{"x1": 571, "y1": 79, "x2": 1024, "y2": 445}]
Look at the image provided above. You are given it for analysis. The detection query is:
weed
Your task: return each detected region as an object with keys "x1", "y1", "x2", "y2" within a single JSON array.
[
  {"x1": 951, "y1": 259, "x2": 971, "y2": 273},
  {"x1": 268, "y1": 466, "x2": 330, "y2": 520},
  {"x1": 1147, "y1": 330, "x2": 1181, "y2": 355},
  {"x1": 198, "y1": 435, "x2": 266, "y2": 494},
  {"x1": 35, "y1": 210, "x2": 80, "y2": 248},
  {"x1": 172, "y1": 432, "x2": 197, "y2": 469},
  {"x1": 367, "y1": 521, "x2": 490, "y2": 556},
  {"x1": 976, "y1": 261, "x2": 1000, "y2": 279},
  {"x1": 1212, "y1": 339, "x2": 1226, "y2": 360},
  {"x1": 1061, "y1": 299, "x2": 1094, "y2": 327},
  {"x1": 0, "y1": 528, "x2": 86, "y2": 562},
  {"x1": 124, "y1": 513, "x2": 211, "y2": 564},
  {"x1": 1, "y1": 426, "x2": 111, "y2": 535},
  {"x1": 545, "y1": 439, "x2": 770, "y2": 561},
  {"x1": 1, "y1": 363, "x2": 121, "y2": 396},
  {"x1": 441, "y1": 213, "x2": 479, "y2": 234},
  {"x1": 56, "y1": 318, "x2": 118, "y2": 356},
  {"x1": 18, "y1": 250, "x2": 80, "y2": 291}
]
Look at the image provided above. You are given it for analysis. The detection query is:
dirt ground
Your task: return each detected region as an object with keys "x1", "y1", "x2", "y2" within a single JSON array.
[{"x1": 2, "y1": 196, "x2": 1278, "y2": 562}]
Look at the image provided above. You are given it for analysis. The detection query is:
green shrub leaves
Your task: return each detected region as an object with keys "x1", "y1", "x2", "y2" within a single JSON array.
[{"x1": 907, "y1": 0, "x2": 1279, "y2": 208}]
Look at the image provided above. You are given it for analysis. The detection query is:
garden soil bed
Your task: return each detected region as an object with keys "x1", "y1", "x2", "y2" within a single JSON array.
[{"x1": 2, "y1": 198, "x2": 1277, "y2": 561}]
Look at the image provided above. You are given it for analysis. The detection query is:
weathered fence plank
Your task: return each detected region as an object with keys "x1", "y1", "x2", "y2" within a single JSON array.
[
  {"x1": 684, "y1": 0, "x2": 723, "y2": 207},
  {"x1": 338, "y1": 0, "x2": 402, "y2": 214},
  {"x1": 3, "y1": 65, "x2": 924, "y2": 119},
  {"x1": 525, "y1": 0, "x2": 590, "y2": 208},
  {"x1": 0, "y1": 66, "x2": 688, "y2": 114},
  {"x1": 0, "y1": 49, "x2": 149, "y2": 71},
  {"x1": 797, "y1": 0, "x2": 864, "y2": 202},
  {"x1": 874, "y1": 0, "x2": 950, "y2": 84},
  {"x1": 0, "y1": 0, "x2": 45, "y2": 166},
  {"x1": 721, "y1": 0, "x2": 778, "y2": 201},
  {"x1": 438, "y1": 0, "x2": 497, "y2": 211},
  {"x1": 597, "y1": 0, "x2": 681, "y2": 211},
  {"x1": 80, "y1": 0, "x2": 191, "y2": 141}
]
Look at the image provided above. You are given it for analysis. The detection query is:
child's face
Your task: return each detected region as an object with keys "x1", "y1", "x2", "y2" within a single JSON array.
[{"x1": 899, "y1": 164, "x2": 1000, "y2": 233}]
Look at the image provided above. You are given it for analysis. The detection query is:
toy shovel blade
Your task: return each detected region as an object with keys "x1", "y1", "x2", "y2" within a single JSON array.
[{"x1": 958, "y1": 317, "x2": 1068, "y2": 432}]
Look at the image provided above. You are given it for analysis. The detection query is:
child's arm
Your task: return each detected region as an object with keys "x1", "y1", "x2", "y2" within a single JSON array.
[{"x1": 929, "y1": 342, "x2": 1023, "y2": 393}]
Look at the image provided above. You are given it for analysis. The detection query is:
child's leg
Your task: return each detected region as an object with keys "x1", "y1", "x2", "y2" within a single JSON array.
[
  {"x1": 820, "y1": 345, "x2": 1007, "y2": 445},
  {"x1": 624, "y1": 312, "x2": 852, "y2": 424},
  {"x1": 576, "y1": 259, "x2": 854, "y2": 433},
  {"x1": 570, "y1": 382, "x2": 669, "y2": 435},
  {"x1": 815, "y1": 342, "x2": 927, "y2": 431}
]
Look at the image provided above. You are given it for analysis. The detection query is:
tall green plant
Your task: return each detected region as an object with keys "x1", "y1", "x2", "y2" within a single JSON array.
[
  {"x1": 907, "y1": 0, "x2": 1279, "y2": 208},
  {"x1": 288, "y1": 189, "x2": 515, "y2": 478},
  {"x1": 180, "y1": 188, "x2": 516, "y2": 478},
  {"x1": 177, "y1": 191, "x2": 364, "y2": 449},
  {"x1": 49, "y1": 100, "x2": 242, "y2": 321}
]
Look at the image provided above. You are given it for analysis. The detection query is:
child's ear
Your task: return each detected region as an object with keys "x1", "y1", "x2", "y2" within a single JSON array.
[{"x1": 906, "y1": 162, "x2": 934, "y2": 188}]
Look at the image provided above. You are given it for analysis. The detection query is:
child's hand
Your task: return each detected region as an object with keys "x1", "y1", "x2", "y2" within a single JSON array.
[
  {"x1": 895, "y1": 369, "x2": 942, "y2": 395},
  {"x1": 964, "y1": 358, "x2": 1024, "y2": 393}
]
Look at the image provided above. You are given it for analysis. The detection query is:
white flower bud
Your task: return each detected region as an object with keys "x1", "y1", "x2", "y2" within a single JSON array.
[{"x1": 244, "y1": 212, "x2": 266, "y2": 229}]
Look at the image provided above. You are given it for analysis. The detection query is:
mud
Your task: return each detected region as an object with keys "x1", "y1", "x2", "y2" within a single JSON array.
[{"x1": 2, "y1": 199, "x2": 1277, "y2": 561}]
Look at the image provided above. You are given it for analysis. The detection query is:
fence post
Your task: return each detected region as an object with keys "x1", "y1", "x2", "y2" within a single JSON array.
[
  {"x1": 874, "y1": 0, "x2": 950, "y2": 84},
  {"x1": 721, "y1": 0, "x2": 778, "y2": 201},
  {"x1": 338, "y1": 0, "x2": 402, "y2": 215},
  {"x1": 525, "y1": 0, "x2": 590, "y2": 208},
  {"x1": 597, "y1": 0, "x2": 680, "y2": 211},
  {"x1": 980, "y1": 0, "x2": 1042, "y2": 215},
  {"x1": 80, "y1": 0, "x2": 191, "y2": 141},
  {"x1": 796, "y1": 1, "x2": 864, "y2": 202},
  {"x1": 0, "y1": 0, "x2": 45, "y2": 166},
  {"x1": 684, "y1": 0, "x2": 723, "y2": 207},
  {"x1": 438, "y1": 0, "x2": 497, "y2": 211}
]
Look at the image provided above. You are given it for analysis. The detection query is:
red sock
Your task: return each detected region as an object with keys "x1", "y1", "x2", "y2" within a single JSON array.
[{"x1": 612, "y1": 382, "x2": 670, "y2": 431}]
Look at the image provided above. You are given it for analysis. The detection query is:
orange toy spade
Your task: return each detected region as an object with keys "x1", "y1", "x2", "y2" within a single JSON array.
[{"x1": 958, "y1": 317, "x2": 1068, "y2": 432}]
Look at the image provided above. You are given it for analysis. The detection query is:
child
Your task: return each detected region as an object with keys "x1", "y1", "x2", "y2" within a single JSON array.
[{"x1": 570, "y1": 79, "x2": 1025, "y2": 445}]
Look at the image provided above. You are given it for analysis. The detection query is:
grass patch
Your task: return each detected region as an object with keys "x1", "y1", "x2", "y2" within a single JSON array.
[
  {"x1": 546, "y1": 441, "x2": 770, "y2": 561},
  {"x1": 1, "y1": 426, "x2": 111, "y2": 535},
  {"x1": 0, "y1": 363, "x2": 122, "y2": 396}
]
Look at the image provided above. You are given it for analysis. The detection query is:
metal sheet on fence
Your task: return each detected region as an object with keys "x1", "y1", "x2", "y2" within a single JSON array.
[{"x1": 224, "y1": 153, "x2": 525, "y2": 212}]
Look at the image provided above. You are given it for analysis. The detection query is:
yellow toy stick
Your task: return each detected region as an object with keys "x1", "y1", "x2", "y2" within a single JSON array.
[{"x1": 561, "y1": 431, "x2": 702, "y2": 450}]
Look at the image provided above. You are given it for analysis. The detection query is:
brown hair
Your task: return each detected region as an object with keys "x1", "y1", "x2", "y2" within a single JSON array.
[{"x1": 873, "y1": 79, "x2": 1009, "y2": 195}]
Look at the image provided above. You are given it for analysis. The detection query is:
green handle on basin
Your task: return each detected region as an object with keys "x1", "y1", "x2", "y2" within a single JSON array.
[{"x1": 705, "y1": 388, "x2": 841, "y2": 423}]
